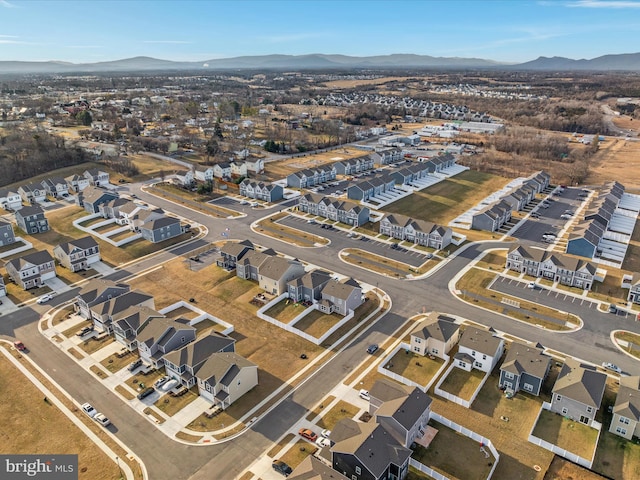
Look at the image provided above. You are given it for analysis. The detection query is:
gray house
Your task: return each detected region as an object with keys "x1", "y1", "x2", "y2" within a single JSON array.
[
  {"x1": 88, "y1": 290, "x2": 155, "y2": 333},
  {"x1": 77, "y1": 186, "x2": 119, "y2": 214},
  {"x1": 566, "y1": 219, "x2": 604, "y2": 259},
  {"x1": 550, "y1": 357, "x2": 606, "y2": 424},
  {"x1": 75, "y1": 279, "x2": 130, "y2": 320},
  {"x1": 0, "y1": 220, "x2": 16, "y2": 247},
  {"x1": 216, "y1": 240, "x2": 254, "y2": 269},
  {"x1": 379, "y1": 214, "x2": 452, "y2": 250},
  {"x1": 137, "y1": 317, "x2": 196, "y2": 368},
  {"x1": 239, "y1": 179, "x2": 283, "y2": 202},
  {"x1": 5, "y1": 250, "x2": 57, "y2": 290},
  {"x1": 318, "y1": 278, "x2": 363, "y2": 316},
  {"x1": 53, "y1": 236, "x2": 101, "y2": 272},
  {"x1": 627, "y1": 273, "x2": 640, "y2": 305},
  {"x1": 287, "y1": 269, "x2": 332, "y2": 302},
  {"x1": 41, "y1": 177, "x2": 70, "y2": 198},
  {"x1": 609, "y1": 376, "x2": 640, "y2": 440},
  {"x1": 112, "y1": 305, "x2": 166, "y2": 351},
  {"x1": 15, "y1": 204, "x2": 49, "y2": 234},
  {"x1": 499, "y1": 342, "x2": 551, "y2": 396},
  {"x1": 471, "y1": 200, "x2": 512, "y2": 232},
  {"x1": 374, "y1": 385, "x2": 432, "y2": 449},
  {"x1": 139, "y1": 216, "x2": 183, "y2": 243}
]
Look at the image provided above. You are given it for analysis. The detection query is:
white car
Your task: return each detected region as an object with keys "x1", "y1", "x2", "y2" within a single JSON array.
[
  {"x1": 154, "y1": 376, "x2": 171, "y2": 388},
  {"x1": 81, "y1": 403, "x2": 97, "y2": 418},
  {"x1": 527, "y1": 282, "x2": 536, "y2": 289},
  {"x1": 602, "y1": 362, "x2": 622, "y2": 374},
  {"x1": 316, "y1": 437, "x2": 331, "y2": 448},
  {"x1": 161, "y1": 379, "x2": 179, "y2": 392},
  {"x1": 321, "y1": 429, "x2": 331, "y2": 438},
  {"x1": 37, "y1": 293, "x2": 54, "y2": 304},
  {"x1": 94, "y1": 413, "x2": 111, "y2": 427},
  {"x1": 359, "y1": 389, "x2": 370, "y2": 401}
]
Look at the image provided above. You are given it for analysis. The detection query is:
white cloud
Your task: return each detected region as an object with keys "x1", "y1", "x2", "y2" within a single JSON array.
[
  {"x1": 0, "y1": 0, "x2": 17, "y2": 8},
  {"x1": 567, "y1": 0, "x2": 640, "y2": 8},
  {"x1": 143, "y1": 40, "x2": 193, "y2": 44}
]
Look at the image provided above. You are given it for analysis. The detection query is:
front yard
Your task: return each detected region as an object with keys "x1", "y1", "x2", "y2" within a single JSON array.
[
  {"x1": 438, "y1": 367, "x2": 486, "y2": 402},
  {"x1": 531, "y1": 409, "x2": 599, "y2": 461}
]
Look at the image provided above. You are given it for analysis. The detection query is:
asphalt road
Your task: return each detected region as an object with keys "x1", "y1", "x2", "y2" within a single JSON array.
[{"x1": 3, "y1": 182, "x2": 640, "y2": 480}]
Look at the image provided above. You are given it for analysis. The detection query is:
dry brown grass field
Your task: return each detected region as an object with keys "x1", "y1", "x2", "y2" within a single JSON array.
[
  {"x1": 320, "y1": 76, "x2": 415, "y2": 89},
  {"x1": 587, "y1": 138, "x2": 640, "y2": 192}
]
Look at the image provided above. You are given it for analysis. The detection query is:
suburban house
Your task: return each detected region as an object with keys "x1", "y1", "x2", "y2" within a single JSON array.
[
  {"x1": 173, "y1": 170, "x2": 195, "y2": 187},
  {"x1": 0, "y1": 220, "x2": 16, "y2": 247},
  {"x1": 212, "y1": 162, "x2": 232, "y2": 179},
  {"x1": 99, "y1": 198, "x2": 132, "y2": 219},
  {"x1": 0, "y1": 188, "x2": 23, "y2": 211},
  {"x1": 136, "y1": 317, "x2": 196, "y2": 368},
  {"x1": 287, "y1": 269, "x2": 332, "y2": 302},
  {"x1": 112, "y1": 305, "x2": 166, "y2": 351},
  {"x1": 83, "y1": 168, "x2": 110, "y2": 187},
  {"x1": 239, "y1": 179, "x2": 284, "y2": 202},
  {"x1": 454, "y1": 328, "x2": 504, "y2": 373},
  {"x1": 523, "y1": 170, "x2": 551, "y2": 193},
  {"x1": 471, "y1": 199, "x2": 512, "y2": 232},
  {"x1": 347, "y1": 176, "x2": 395, "y2": 202},
  {"x1": 77, "y1": 186, "x2": 119, "y2": 214},
  {"x1": 297, "y1": 194, "x2": 370, "y2": 227},
  {"x1": 286, "y1": 166, "x2": 337, "y2": 189},
  {"x1": 332, "y1": 155, "x2": 374, "y2": 176},
  {"x1": 609, "y1": 376, "x2": 640, "y2": 440},
  {"x1": 379, "y1": 214, "x2": 452, "y2": 250},
  {"x1": 566, "y1": 219, "x2": 605, "y2": 260},
  {"x1": 235, "y1": 249, "x2": 276, "y2": 281},
  {"x1": 410, "y1": 312, "x2": 460, "y2": 359},
  {"x1": 627, "y1": 273, "x2": 640, "y2": 305},
  {"x1": 229, "y1": 160, "x2": 247, "y2": 177},
  {"x1": 318, "y1": 278, "x2": 363, "y2": 316},
  {"x1": 87, "y1": 290, "x2": 155, "y2": 333},
  {"x1": 75, "y1": 279, "x2": 130, "y2": 320},
  {"x1": 53, "y1": 236, "x2": 101, "y2": 272},
  {"x1": 163, "y1": 332, "x2": 237, "y2": 388},
  {"x1": 369, "y1": 378, "x2": 414, "y2": 414},
  {"x1": 372, "y1": 146, "x2": 403, "y2": 165},
  {"x1": 41, "y1": 177, "x2": 70, "y2": 198},
  {"x1": 502, "y1": 184, "x2": 536, "y2": 211},
  {"x1": 506, "y1": 245, "x2": 597, "y2": 290},
  {"x1": 65, "y1": 174, "x2": 91, "y2": 193},
  {"x1": 216, "y1": 240, "x2": 254, "y2": 270},
  {"x1": 17, "y1": 182, "x2": 47, "y2": 205},
  {"x1": 550, "y1": 357, "x2": 607, "y2": 424},
  {"x1": 244, "y1": 156, "x2": 264, "y2": 174},
  {"x1": 257, "y1": 256, "x2": 306, "y2": 295},
  {"x1": 288, "y1": 457, "x2": 348, "y2": 480},
  {"x1": 499, "y1": 342, "x2": 551, "y2": 396},
  {"x1": 15, "y1": 204, "x2": 49, "y2": 234},
  {"x1": 5, "y1": 250, "x2": 57, "y2": 290},
  {"x1": 138, "y1": 215, "x2": 183, "y2": 243},
  {"x1": 331, "y1": 419, "x2": 412, "y2": 480},
  {"x1": 194, "y1": 166, "x2": 214, "y2": 183}
]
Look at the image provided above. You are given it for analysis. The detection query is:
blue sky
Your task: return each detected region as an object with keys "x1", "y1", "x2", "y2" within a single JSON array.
[{"x1": 1, "y1": 0, "x2": 640, "y2": 63}]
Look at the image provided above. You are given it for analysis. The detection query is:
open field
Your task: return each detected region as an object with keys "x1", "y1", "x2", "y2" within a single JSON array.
[
  {"x1": 587, "y1": 138, "x2": 640, "y2": 193},
  {"x1": 532, "y1": 409, "x2": 599, "y2": 460},
  {"x1": 384, "y1": 170, "x2": 509, "y2": 224},
  {"x1": 0, "y1": 351, "x2": 121, "y2": 480},
  {"x1": 256, "y1": 213, "x2": 328, "y2": 247},
  {"x1": 340, "y1": 248, "x2": 413, "y2": 277}
]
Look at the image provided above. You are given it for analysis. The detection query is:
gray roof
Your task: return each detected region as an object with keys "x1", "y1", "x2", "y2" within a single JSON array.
[
  {"x1": 258, "y1": 256, "x2": 300, "y2": 280},
  {"x1": 16, "y1": 204, "x2": 45, "y2": 217},
  {"x1": 509, "y1": 245, "x2": 596, "y2": 274},
  {"x1": 194, "y1": 352, "x2": 256, "y2": 386},
  {"x1": 142, "y1": 215, "x2": 180, "y2": 230},
  {"x1": 375, "y1": 387, "x2": 432, "y2": 431},
  {"x1": 137, "y1": 317, "x2": 194, "y2": 348},
  {"x1": 287, "y1": 269, "x2": 332, "y2": 290},
  {"x1": 370, "y1": 378, "x2": 413, "y2": 404},
  {"x1": 553, "y1": 357, "x2": 606, "y2": 408},
  {"x1": 500, "y1": 342, "x2": 551, "y2": 379},
  {"x1": 411, "y1": 312, "x2": 459, "y2": 343},
  {"x1": 321, "y1": 278, "x2": 361, "y2": 301},
  {"x1": 92, "y1": 290, "x2": 153, "y2": 317},
  {"x1": 81, "y1": 186, "x2": 118, "y2": 204},
  {"x1": 289, "y1": 455, "x2": 349, "y2": 480},
  {"x1": 613, "y1": 376, "x2": 640, "y2": 421},
  {"x1": 7, "y1": 250, "x2": 53, "y2": 270},
  {"x1": 219, "y1": 239, "x2": 254, "y2": 258},
  {"x1": 113, "y1": 305, "x2": 165, "y2": 334},
  {"x1": 163, "y1": 332, "x2": 236, "y2": 369},
  {"x1": 77, "y1": 279, "x2": 129, "y2": 305},
  {"x1": 459, "y1": 328, "x2": 503, "y2": 357},
  {"x1": 56, "y1": 236, "x2": 99, "y2": 254}
]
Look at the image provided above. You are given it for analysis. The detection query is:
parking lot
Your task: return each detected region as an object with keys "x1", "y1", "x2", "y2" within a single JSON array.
[
  {"x1": 510, "y1": 187, "x2": 586, "y2": 247},
  {"x1": 279, "y1": 215, "x2": 432, "y2": 268},
  {"x1": 208, "y1": 196, "x2": 254, "y2": 213}
]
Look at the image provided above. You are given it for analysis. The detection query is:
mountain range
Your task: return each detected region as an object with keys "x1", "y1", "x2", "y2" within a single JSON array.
[{"x1": 1, "y1": 52, "x2": 640, "y2": 74}]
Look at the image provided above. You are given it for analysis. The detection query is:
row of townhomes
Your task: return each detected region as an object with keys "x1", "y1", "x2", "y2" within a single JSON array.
[
  {"x1": 173, "y1": 158, "x2": 265, "y2": 187},
  {"x1": 297, "y1": 193, "x2": 370, "y2": 227},
  {"x1": 566, "y1": 181, "x2": 627, "y2": 260},
  {"x1": 406, "y1": 315, "x2": 639, "y2": 441},
  {"x1": 0, "y1": 168, "x2": 110, "y2": 211},
  {"x1": 287, "y1": 164, "x2": 338, "y2": 189},
  {"x1": 4, "y1": 235, "x2": 101, "y2": 290},
  {"x1": 239, "y1": 179, "x2": 283, "y2": 202},
  {"x1": 506, "y1": 244, "x2": 597, "y2": 290},
  {"x1": 472, "y1": 171, "x2": 550, "y2": 232},
  {"x1": 77, "y1": 187, "x2": 185, "y2": 243},
  {"x1": 217, "y1": 240, "x2": 364, "y2": 316},
  {"x1": 75, "y1": 279, "x2": 258, "y2": 410},
  {"x1": 347, "y1": 174, "x2": 396, "y2": 202},
  {"x1": 379, "y1": 213, "x2": 453, "y2": 250}
]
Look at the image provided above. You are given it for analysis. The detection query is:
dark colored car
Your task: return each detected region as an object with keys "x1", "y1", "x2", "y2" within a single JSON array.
[
  {"x1": 272, "y1": 460, "x2": 292, "y2": 477},
  {"x1": 137, "y1": 387, "x2": 155, "y2": 400},
  {"x1": 367, "y1": 344, "x2": 379, "y2": 354}
]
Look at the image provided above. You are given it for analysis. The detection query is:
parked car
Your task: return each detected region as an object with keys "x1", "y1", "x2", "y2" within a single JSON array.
[
  {"x1": 13, "y1": 340, "x2": 26, "y2": 351},
  {"x1": 137, "y1": 387, "x2": 155, "y2": 400},
  {"x1": 530, "y1": 212, "x2": 540, "y2": 219},
  {"x1": 94, "y1": 413, "x2": 111, "y2": 427},
  {"x1": 160, "y1": 379, "x2": 179, "y2": 392},
  {"x1": 76, "y1": 326, "x2": 94, "y2": 337},
  {"x1": 366, "y1": 344, "x2": 379, "y2": 354},
  {"x1": 602, "y1": 362, "x2": 622, "y2": 374},
  {"x1": 359, "y1": 389, "x2": 371, "y2": 400},
  {"x1": 316, "y1": 436, "x2": 331, "y2": 448},
  {"x1": 298, "y1": 428, "x2": 318, "y2": 442},
  {"x1": 527, "y1": 282, "x2": 536, "y2": 289},
  {"x1": 608, "y1": 303, "x2": 618, "y2": 314},
  {"x1": 272, "y1": 460, "x2": 292, "y2": 477},
  {"x1": 321, "y1": 429, "x2": 331, "y2": 438},
  {"x1": 560, "y1": 214, "x2": 572, "y2": 220},
  {"x1": 81, "y1": 403, "x2": 97, "y2": 418},
  {"x1": 154, "y1": 376, "x2": 171, "y2": 388},
  {"x1": 128, "y1": 359, "x2": 143, "y2": 372},
  {"x1": 37, "y1": 293, "x2": 54, "y2": 304}
]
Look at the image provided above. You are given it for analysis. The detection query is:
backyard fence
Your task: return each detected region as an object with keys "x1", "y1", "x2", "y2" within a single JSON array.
[
  {"x1": 527, "y1": 402, "x2": 597, "y2": 469},
  {"x1": 377, "y1": 342, "x2": 449, "y2": 393},
  {"x1": 159, "y1": 300, "x2": 234, "y2": 335},
  {"x1": 433, "y1": 363, "x2": 491, "y2": 409},
  {"x1": 409, "y1": 458, "x2": 450, "y2": 480},
  {"x1": 0, "y1": 237, "x2": 33, "y2": 259}
]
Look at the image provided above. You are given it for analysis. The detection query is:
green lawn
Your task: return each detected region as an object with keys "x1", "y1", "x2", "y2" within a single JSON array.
[
  {"x1": 532, "y1": 409, "x2": 599, "y2": 460},
  {"x1": 439, "y1": 367, "x2": 486, "y2": 401},
  {"x1": 385, "y1": 170, "x2": 508, "y2": 224}
]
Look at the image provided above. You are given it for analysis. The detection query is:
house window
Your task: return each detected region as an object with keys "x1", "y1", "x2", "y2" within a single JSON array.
[
  {"x1": 181, "y1": 336, "x2": 186, "y2": 343},
  {"x1": 586, "y1": 406, "x2": 593, "y2": 414},
  {"x1": 616, "y1": 427, "x2": 627, "y2": 436},
  {"x1": 431, "y1": 348, "x2": 438, "y2": 355},
  {"x1": 561, "y1": 407, "x2": 568, "y2": 415},
  {"x1": 523, "y1": 383, "x2": 534, "y2": 392},
  {"x1": 413, "y1": 346, "x2": 420, "y2": 352},
  {"x1": 556, "y1": 394, "x2": 562, "y2": 401},
  {"x1": 415, "y1": 338, "x2": 421, "y2": 343},
  {"x1": 620, "y1": 417, "x2": 630, "y2": 425},
  {"x1": 504, "y1": 372, "x2": 514, "y2": 380},
  {"x1": 355, "y1": 466, "x2": 361, "y2": 475},
  {"x1": 482, "y1": 354, "x2": 487, "y2": 360}
]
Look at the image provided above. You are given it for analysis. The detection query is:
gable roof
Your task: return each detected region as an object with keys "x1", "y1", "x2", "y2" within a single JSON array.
[
  {"x1": 613, "y1": 376, "x2": 640, "y2": 421},
  {"x1": 55, "y1": 236, "x2": 99, "y2": 254},
  {"x1": 7, "y1": 250, "x2": 54, "y2": 270},
  {"x1": 137, "y1": 317, "x2": 194, "y2": 348},
  {"x1": 163, "y1": 332, "x2": 236, "y2": 369},
  {"x1": 553, "y1": 357, "x2": 606, "y2": 408},
  {"x1": 194, "y1": 352, "x2": 256, "y2": 386},
  {"x1": 500, "y1": 342, "x2": 551, "y2": 379},
  {"x1": 16, "y1": 204, "x2": 45, "y2": 217},
  {"x1": 411, "y1": 312, "x2": 459, "y2": 343},
  {"x1": 258, "y1": 256, "x2": 300, "y2": 280},
  {"x1": 77, "y1": 279, "x2": 129, "y2": 304},
  {"x1": 289, "y1": 455, "x2": 349, "y2": 480},
  {"x1": 321, "y1": 278, "x2": 361, "y2": 300},
  {"x1": 287, "y1": 269, "x2": 332, "y2": 290},
  {"x1": 220, "y1": 240, "x2": 254, "y2": 258},
  {"x1": 459, "y1": 328, "x2": 503, "y2": 357},
  {"x1": 375, "y1": 387, "x2": 432, "y2": 431},
  {"x1": 370, "y1": 378, "x2": 413, "y2": 404}
]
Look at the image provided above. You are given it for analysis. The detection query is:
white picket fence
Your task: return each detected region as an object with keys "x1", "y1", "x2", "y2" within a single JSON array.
[
  {"x1": 409, "y1": 458, "x2": 450, "y2": 480},
  {"x1": 433, "y1": 363, "x2": 491, "y2": 408},
  {"x1": 159, "y1": 300, "x2": 234, "y2": 335},
  {"x1": 527, "y1": 402, "x2": 599, "y2": 469},
  {"x1": 377, "y1": 342, "x2": 449, "y2": 393}
]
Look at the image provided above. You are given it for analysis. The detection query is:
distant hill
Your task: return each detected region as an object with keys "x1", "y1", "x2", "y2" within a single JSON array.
[
  {"x1": 1, "y1": 52, "x2": 640, "y2": 73},
  {"x1": 515, "y1": 52, "x2": 640, "y2": 71}
]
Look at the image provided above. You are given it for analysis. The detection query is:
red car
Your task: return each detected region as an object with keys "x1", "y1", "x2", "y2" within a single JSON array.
[
  {"x1": 298, "y1": 428, "x2": 318, "y2": 442},
  {"x1": 13, "y1": 341, "x2": 26, "y2": 351}
]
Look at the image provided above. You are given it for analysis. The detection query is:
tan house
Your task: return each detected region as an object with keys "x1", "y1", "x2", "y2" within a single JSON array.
[
  {"x1": 410, "y1": 312, "x2": 460, "y2": 359},
  {"x1": 609, "y1": 376, "x2": 640, "y2": 440}
]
